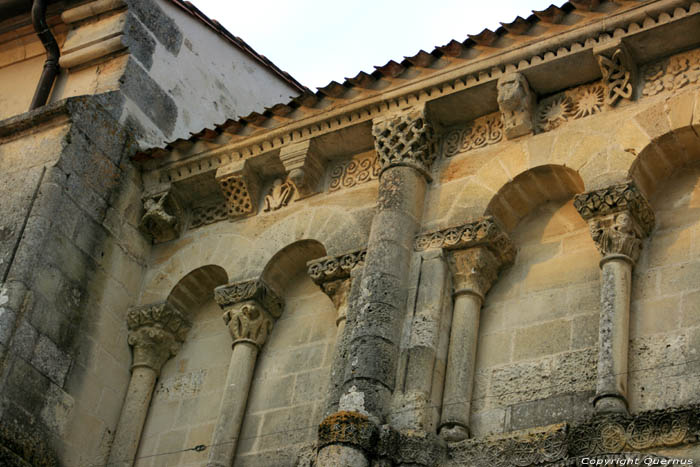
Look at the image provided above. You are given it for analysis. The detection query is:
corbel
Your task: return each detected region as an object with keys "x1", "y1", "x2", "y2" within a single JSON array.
[
  {"x1": 497, "y1": 72, "x2": 537, "y2": 139},
  {"x1": 279, "y1": 139, "x2": 325, "y2": 199},
  {"x1": 594, "y1": 38, "x2": 637, "y2": 107},
  {"x1": 215, "y1": 158, "x2": 261, "y2": 220},
  {"x1": 139, "y1": 184, "x2": 183, "y2": 244}
]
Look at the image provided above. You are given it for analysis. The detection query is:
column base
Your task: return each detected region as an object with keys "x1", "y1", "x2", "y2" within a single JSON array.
[{"x1": 594, "y1": 393, "x2": 628, "y2": 415}]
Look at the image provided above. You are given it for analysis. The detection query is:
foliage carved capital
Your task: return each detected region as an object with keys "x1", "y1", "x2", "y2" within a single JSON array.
[
  {"x1": 222, "y1": 301, "x2": 275, "y2": 348},
  {"x1": 574, "y1": 181, "x2": 654, "y2": 262},
  {"x1": 372, "y1": 108, "x2": 437, "y2": 179},
  {"x1": 126, "y1": 302, "x2": 190, "y2": 372}
]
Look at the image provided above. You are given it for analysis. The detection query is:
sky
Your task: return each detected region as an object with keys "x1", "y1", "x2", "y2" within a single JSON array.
[{"x1": 191, "y1": 1, "x2": 564, "y2": 90}]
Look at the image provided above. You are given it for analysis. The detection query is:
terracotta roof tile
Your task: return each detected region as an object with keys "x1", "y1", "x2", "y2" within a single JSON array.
[{"x1": 136, "y1": 1, "x2": 666, "y2": 159}]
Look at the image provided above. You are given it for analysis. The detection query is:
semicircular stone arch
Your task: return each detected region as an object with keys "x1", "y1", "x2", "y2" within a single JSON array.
[
  {"x1": 484, "y1": 164, "x2": 584, "y2": 232},
  {"x1": 138, "y1": 205, "x2": 371, "y2": 305},
  {"x1": 470, "y1": 164, "x2": 600, "y2": 437}
]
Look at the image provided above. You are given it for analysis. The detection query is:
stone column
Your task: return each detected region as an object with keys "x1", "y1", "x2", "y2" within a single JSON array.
[
  {"x1": 316, "y1": 107, "x2": 437, "y2": 466},
  {"x1": 413, "y1": 217, "x2": 514, "y2": 442},
  {"x1": 574, "y1": 181, "x2": 654, "y2": 414},
  {"x1": 307, "y1": 250, "x2": 366, "y2": 417},
  {"x1": 206, "y1": 279, "x2": 284, "y2": 467},
  {"x1": 108, "y1": 302, "x2": 190, "y2": 467}
]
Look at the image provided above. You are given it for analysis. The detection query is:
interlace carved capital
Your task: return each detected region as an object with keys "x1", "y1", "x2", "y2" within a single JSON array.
[
  {"x1": 414, "y1": 216, "x2": 516, "y2": 266},
  {"x1": 216, "y1": 159, "x2": 261, "y2": 220},
  {"x1": 574, "y1": 181, "x2": 654, "y2": 262},
  {"x1": 372, "y1": 108, "x2": 437, "y2": 179},
  {"x1": 497, "y1": 72, "x2": 536, "y2": 139},
  {"x1": 222, "y1": 301, "x2": 275, "y2": 348},
  {"x1": 594, "y1": 40, "x2": 637, "y2": 106},
  {"x1": 126, "y1": 302, "x2": 190, "y2": 372},
  {"x1": 449, "y1": 247, "x2": 500, "y2": 300},
  {"x1": 139, "y1": 188, "x2": 183, "y2": 244}
]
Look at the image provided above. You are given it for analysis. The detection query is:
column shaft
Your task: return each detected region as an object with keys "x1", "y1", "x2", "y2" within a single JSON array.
[
  {"x1": 343, "y1": 165, "x2": 426, "y2": 418},
  {"x1": 207, "y1": 342, "x2": 259, "y2": 467},
  {"x1": 108, "y1": 366, "x2": 158, "y2": 467},
  {"x1": 439, "y1": 292, "x2": 481, "y2": 439},
  {"x1": 595, "y1": 257, "x2": 632, "y2": 413}
]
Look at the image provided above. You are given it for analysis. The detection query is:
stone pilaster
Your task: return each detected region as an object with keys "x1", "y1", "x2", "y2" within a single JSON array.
[
  {"x1": 497, "y1": 72, "x2": 537, "y2": 139},
  {"x1": 139, "y1": 187, "x2": 183, "y2": 244},
  {"x1": 416, "y1": 217, "x2": 514, "y2": 441},
  {"x1": 317, "y1": 107, "x2": 436, "y2": 467},
  {"x1": 207, "y1": 278, "x2": 283, "y2": 467},
  {"x1": 216, "y1": 159, "x2": 261, "y2": 220},
  {"x1": 308, "y1": 250, "x2": 366, "y2": 418},
  {"x1": 108, "y1": 302, "x2": 190, "y2": 467},
  {"x1": 594, "y1": 39, "x2": 637, "y2": 107},
  {"x1": 574, "y1": 181, "x2": 654, "y2": 414}
]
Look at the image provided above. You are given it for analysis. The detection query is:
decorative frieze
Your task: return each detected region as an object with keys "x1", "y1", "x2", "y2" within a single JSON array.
[
  {"x1": 139, "y1": 188, "x2": 183, "y2": 243},
  {"x1": 574, "y1": 181, "x2": 654, "y2": 261},
  {"x1": 414, "y1": 216, "x2": 515, "y2": 266},
  {"x1": 328, "y1": 153, "x2": 380, "y2": 192},
  {"x1": 537, "y1": 82, "x2": 606, "y2": 132},
  {"x1": 189, "y1": 201, "x2": 228, "y2": 230},
  {"x1": 441, "y1": 113, "x2": 503, "y2": 157},
  {"x1": 372, "y1": 109, "x2": 437, "y2": 176},
  {"x1": 642, "y1": 48, "x2": 700, "y2": 97},
  {"x1": 449, "y1": 405, "x2": 700, "y2": 466},
  {"x1": 497, "y1": 72, "x2": 536, "y2": 139},
  {"x1": 214, "y1": 278, "x2": 284, "y2": 319},
  {"x1": 126, "y1": 302, "x2": 190, "y2": 372},
  {"x1": 594, "y1": 40, "x2": 637, "y2": 107},
  {"x1": 216, "y1": 159, "x2": 261, "y2": 220},
  {"x1": 263, "y1": 178, "x2": 296, "y2": 212},
  {"x1": 307, "y1": 250, "x2": 367, "y2": 285}
]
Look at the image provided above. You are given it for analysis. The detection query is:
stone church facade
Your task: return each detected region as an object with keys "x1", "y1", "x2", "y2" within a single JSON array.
[{"x1": 1, "y1": 0, "x2": 700, "y2": 466}]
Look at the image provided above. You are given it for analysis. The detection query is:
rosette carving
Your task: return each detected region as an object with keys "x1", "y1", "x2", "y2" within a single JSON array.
[
  {"x1": 126, "y1": 302, "x2": 191, "y2": 372},
  {"x1": 574, "y1": 181, "x2": 654, "y2": 262},
  {"x1": 448, "y1": 405, "x2": 699, "y2": 465},
  {"x1": 372, "y1": 109, "x2": 437, "y2": 177}
]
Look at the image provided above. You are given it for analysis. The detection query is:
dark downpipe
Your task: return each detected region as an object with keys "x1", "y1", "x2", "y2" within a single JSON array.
[{"x1": 29, "y1": 0, "x2": 60, "y2": 110}]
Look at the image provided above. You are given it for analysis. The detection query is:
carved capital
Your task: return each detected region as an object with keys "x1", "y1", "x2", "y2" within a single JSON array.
[
  {"x1": 126, "y1": 302, "x2": 190, "y2": 372},
  {"x1": 574, "y1": 181, "x2": 654, "y2": 262},
  {"x1": 497, "y1": 72, "x2": 537, "y2": 139},
  {"x1": 139, "y1": 188, "x2": 183, "y2": 243},
  {"x1": 448, "y1": 247, "x2": 499, "y2": 300},
  {"x1": 222, "y1": 301, "x2": 275, "y2": 348},
  {"x1": 280, "y1": 140, "x2": 325, "y2": 199},
  {"x1": 594, "y1": 40, "x2": 637, "y2": 106},
  {"x1": 307, "y1": 250, "x2": 366, "y2": 285},
  {"x1": 414, "y1": 216, "x2": 515, "y2": 267},
  {"x1": 216, "y1": 159, "x2": 261, "y2": 220},
  {"x1": 318, "y1": 411, "x2": 378, "y2": 452},
  {"x1": 214, "y1": 278, "x2": 284, "y2": 319},
  {"x1": 372, "y1": 108, "x2": 437, "y2": 179}
]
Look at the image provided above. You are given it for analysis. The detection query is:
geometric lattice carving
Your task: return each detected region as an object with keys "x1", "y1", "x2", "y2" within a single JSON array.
[
  {"x1": 594, "y1": 40, "x2": 637, "y2": 107},
  {"x1": 442, "y1": 113, "x2": 504, "y2": 157},
  {"x1": 372, "y1": 108, "x2": 437, "y2": 178},
  {"x1": 189, "y1": 202, "x2": 228, "y2": 229},
  {"x1": 216, "y1": 159, "x2": 260, "y2": 220}
]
